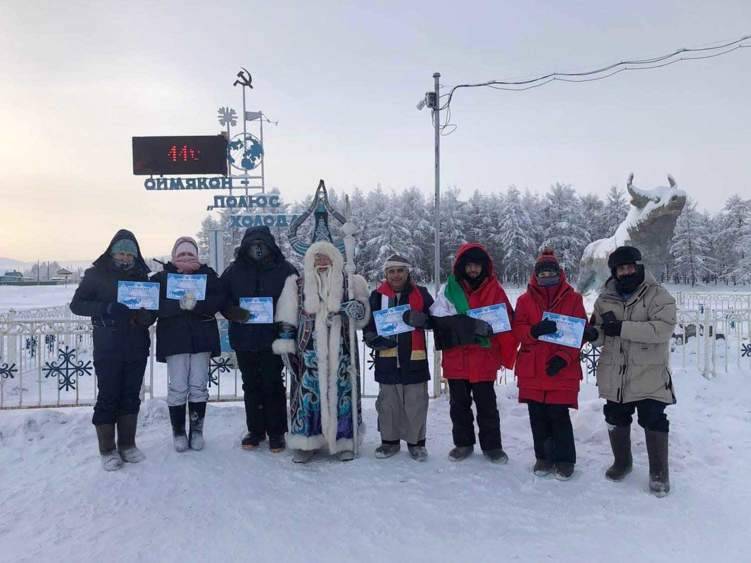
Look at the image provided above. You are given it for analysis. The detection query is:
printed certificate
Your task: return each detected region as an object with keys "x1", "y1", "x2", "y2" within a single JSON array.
[
  {"x1": 466, "y1": 303, "x2": 511, "y2": 334},
  {"x1": 374, "y1": 304, "x2": 415, "y2": 337},
  {"x1": 538, "y1": 312, "x2": 586, "y2": 349},
  {"x1": 240, "y1": 297, "x2": 274, "y2": 324},
  {"x1": 117, "y1": 281, "x2": 160, "y2": 311},
  {"x1": 166, "y1": 274, "x2": 207, "y2": 301}
]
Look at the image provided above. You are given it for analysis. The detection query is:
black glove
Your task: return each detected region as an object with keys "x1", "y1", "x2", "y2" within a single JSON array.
[
  {"x1": 364, "y1": 332, "x2": 397, "y2": 350},
  {"x1": 223, "y1": 305, "x2": 250, "y2": 323},
  {"x1": 582, "y1": 325, "x2": 599, "y2": 343},
  {"x1": 133, "y1": 308, "x2": 153, "y2": 327},
  {"x1": 473, "y1": 318, "x2": 493, "y2": 337},
  {"x1": 531, "y1": 319, "x2": 557, "y2": 338},
  {"x1": 602, "y1": 320, "x2": 623, "y2": 337},
  {"x1": 546, "y1": 355, "x2": 567, "y2": 377},
  {"x1": 102, "y1": 302, "x2": 131, "y2": 323},
  {"x1": 403, "y1": 309, "x2": 428, "y2": 329}
]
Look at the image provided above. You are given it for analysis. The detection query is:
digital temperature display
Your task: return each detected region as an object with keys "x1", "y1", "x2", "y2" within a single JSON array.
[{"x1": 132, "y1": 135, "x2": 228, "y2": 175}]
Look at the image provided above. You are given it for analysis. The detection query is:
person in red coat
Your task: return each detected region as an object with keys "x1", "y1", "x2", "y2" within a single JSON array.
[
  {"x1": 512, "y1": 249, "x2": 587, "y2": 480},
  {"x1": 430, "y1": 243, "x2": 518, "y2": 463}
]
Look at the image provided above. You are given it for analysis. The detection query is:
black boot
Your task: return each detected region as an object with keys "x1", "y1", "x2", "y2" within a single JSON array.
[
  {"x1": 605, "y1": 425, "x2": 632, "y2": 481},
  {"x1": 188, "y1": 402, "x2": 206, "y2": 451},
  {"x1": 646, "y1": 430, "x2": 670, "y2": 497},
  {"x1": 117, "y1": 414, "x2": 145, "y2": 463},
  {"x1": 168, "y1": 405, "x2": 188, "y2": 452},
  {"x1": 95, "y1": 424, "x2": 123, "y2": 471}
]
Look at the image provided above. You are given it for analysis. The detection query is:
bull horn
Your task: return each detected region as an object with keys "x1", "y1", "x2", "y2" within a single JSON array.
[
  {"x1": 667, "y1": 174, "x2": 676, "y2": 188},
  {"x1": 626, "y1": 174, "x2": 651, "y2": 208}
]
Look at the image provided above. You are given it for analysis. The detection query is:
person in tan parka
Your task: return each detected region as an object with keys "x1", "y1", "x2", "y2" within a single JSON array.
[{"x1": 590, "y1": 246, "x2": 676, "y2": 497}]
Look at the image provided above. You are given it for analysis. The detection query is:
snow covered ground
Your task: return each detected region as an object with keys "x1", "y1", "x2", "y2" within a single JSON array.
[
  {"x1": 2, "y1": 285, "x2": 750, "y2": 562},
  {"x1": 1, "y1": 363, "x2": 750, "y2": 562},
  {"x1": 0, "y1": 285, "x2": 76, "y2": 312}
]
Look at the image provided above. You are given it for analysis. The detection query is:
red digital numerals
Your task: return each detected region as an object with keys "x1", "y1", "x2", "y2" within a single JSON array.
[{"x1": 167, "y1": 144, "x2": 201, "y2": 162}]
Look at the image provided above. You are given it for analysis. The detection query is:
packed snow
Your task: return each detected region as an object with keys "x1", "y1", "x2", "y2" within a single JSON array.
[{"x1": 1, "y1": 286, "x2": 750, "y2": 562}]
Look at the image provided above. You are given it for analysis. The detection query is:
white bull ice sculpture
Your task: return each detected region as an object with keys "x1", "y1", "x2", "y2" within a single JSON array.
[{"x1": 577, "y1": 173, "x2": 686, "y2": 294}]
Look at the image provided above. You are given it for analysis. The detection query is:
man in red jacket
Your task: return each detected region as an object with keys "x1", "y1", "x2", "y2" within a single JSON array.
[
  {"x1": 430, "y1": 243, "x2": 518, "y2": 463},
  {"x1": 512, "y1": 249, "x2": 588, "y2": 480}
]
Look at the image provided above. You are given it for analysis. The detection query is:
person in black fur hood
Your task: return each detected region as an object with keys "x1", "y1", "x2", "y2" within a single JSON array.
[
  {"x1": 219, "y1": 226, "x2": 297, "y2": 452},
  {"x1": 70, "y1": 229, "x2": 156, "y2": 471}
]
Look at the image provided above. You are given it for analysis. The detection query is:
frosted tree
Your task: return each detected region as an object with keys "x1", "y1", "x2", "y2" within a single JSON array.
[
  {"x1": 499, "y1": 186, "x2": 536, "y2": 285},
  {"x1": 670, "y1": 199, "x2": 713, "y2": 285},
  {"x1": 580, "y1": 193, "x2": 608, "y2": 241},
  {"x1": 602, "y1": 185, "x2": 629, "y2": 236},
  {"x1": 439, "y1": 186, "x2": 468, "y2": 278},
  {"x1": 540, "y1": 183, "x2": 591, "y2": 278}
]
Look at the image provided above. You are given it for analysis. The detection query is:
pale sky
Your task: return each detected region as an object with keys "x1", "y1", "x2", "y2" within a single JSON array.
[{"x1": 1, "y1": 1, "x2": 749, "y2": 262}]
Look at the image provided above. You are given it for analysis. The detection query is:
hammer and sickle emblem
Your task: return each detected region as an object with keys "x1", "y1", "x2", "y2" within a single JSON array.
[{"x1": 233, "y1": 67, "x2": 253, "y2": 88}]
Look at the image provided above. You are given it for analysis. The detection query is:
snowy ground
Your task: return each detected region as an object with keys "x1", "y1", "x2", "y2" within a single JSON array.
[
  {"x1": 0, "y1": 285, "x2": 76, "y2": 312},
  {"x1": 2, "y1": 285, "x2": 751, "y2": 562},
  {"x1": 1, "y1": 364, "x2": 750, "y2": 563}
]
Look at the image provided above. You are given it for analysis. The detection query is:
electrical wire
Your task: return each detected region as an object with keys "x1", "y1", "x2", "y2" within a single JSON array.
[{"x1": 433, "y1": 33, "x2": 751, "y2": 134}]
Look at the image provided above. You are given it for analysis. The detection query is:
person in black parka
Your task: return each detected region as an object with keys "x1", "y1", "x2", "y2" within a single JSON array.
[
  {"x1": 363, "y1": 255, "x2": 434, "y2": 462},
  {"x1": 70, "y1": 229, "x2": 156, "y2": 471},
  {"x1": 151, "y1": 236, "x2": 224, "y2": 453},
  {"x1": 220, "y1": 226, "x2": 297, "y2": 452}
]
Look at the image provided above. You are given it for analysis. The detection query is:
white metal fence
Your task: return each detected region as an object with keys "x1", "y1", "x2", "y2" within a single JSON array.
[{"x1": 2, "y1": 297, "x2": 750, "y2": 409}]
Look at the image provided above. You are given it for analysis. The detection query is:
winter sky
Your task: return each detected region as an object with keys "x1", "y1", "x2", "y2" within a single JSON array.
[{"x1": 1, "y1": 1, "x2": 750, "y2": 262}]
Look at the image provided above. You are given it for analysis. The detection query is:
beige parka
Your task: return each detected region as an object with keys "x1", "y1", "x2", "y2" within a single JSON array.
[{"x1": 591, "y1": 271, "x2": 677, "y2": 405}]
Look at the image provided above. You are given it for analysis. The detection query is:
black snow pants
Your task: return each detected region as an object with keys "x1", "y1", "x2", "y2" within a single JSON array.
[
  {"x1": 527, "y1": 401, "x2": 576, "y2": 464},
  {"x1": 236, "y1": 351, "x2": 288, "y2": 438},
  {"x1": 448, "y1": 379, "x2": 502, "y2": 451},
  {"x1": 604, "y1": 399, "x2": 670, "y2": 433},
  {"x1": 92, "y1": 358, "x2": 148, "y2": 425}
]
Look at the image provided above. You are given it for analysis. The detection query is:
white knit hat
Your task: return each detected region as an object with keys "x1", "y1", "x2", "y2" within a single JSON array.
[{"x1": 383, "y1": 254, "x2": 411, "y2": 273}]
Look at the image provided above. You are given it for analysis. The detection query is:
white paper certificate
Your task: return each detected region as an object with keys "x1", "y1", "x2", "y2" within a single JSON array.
[
  {"x1": 466, "y1": 303, "x2": 511, "y2": 334},
  {"x1": 117, "y1": 281, "x2": 160, "y2": 311},
  {"x1": 374, "y1": 304, "x2": 415, "y2": 337},
  {"x1": 537, "y1": 312, "x2": 586, "y2": 349},
  {"x1": 166, "y1": 274, "x2": 207, "y2": 301},
  {"x1": 240, "y1": 297, "x2": 274, "y2": 324}
]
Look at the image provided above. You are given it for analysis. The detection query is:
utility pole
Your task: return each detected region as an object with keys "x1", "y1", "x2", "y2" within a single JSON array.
[{"x1": 431, "y1": 72, "x2": 442, "y2": 398}]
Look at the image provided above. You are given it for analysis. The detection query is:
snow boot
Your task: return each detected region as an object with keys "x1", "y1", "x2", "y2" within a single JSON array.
[
  {"x1": 95, "y1": 424, "x2": 123, "y2": 471},
  {"x1": 188, "y1": 402, "x2": 206, "y2": 451},
  {"x1": 168, "y1": 405, "x2": 189, "y2": 453},
  {"x1": 448, "y1": 445, "x2": 474, "y2": 462},
  {"x1": 241, "y1": 432, "x2": 266, "y2": 449},
  {"x1": 338, "y1": 450, "x2": 355, "y2": 462},
  {"x1": 646, "y1": 430, "x2": 670, "y2": 497},
  {"x1": 483, "y1": 448, "x2": 509, "y2": 464},
  {"x1": 553, "y1": 462, "x2": 575, "y2": 481},
  {"x1": 269, "y1": 435, "x2": 286, "y2": 453},
  {"x1": 533, "y1": 458, "x2": 554, "y2": 477},
  {"x1": 292, "y1": 449, "x2": 316, "y2": 464},
  {"x1": 375, "y1": 443, "x2": 401, "y2": 459},
  {"x1": 117, "y1": 414, "x2": 145, "y2": 463},
  {"x1": 408, "y1": 445, "x2": 428, "y2": 462},
  {"x1": 605, "y1": 425, "x2": 632, "y2": 481}
]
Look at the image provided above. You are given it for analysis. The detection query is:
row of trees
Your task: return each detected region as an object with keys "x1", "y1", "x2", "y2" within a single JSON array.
[{"x1": 198, "y1": 185, "x2": 751, "y2": 287}]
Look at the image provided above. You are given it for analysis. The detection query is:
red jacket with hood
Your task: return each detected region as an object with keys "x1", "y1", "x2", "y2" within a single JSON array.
[
  {"x1": 512, "y1": 270, "x2": 585, "y2": 407},
  {"x1": 434, "y1": 243, "x2": 518, "y2": 383}
]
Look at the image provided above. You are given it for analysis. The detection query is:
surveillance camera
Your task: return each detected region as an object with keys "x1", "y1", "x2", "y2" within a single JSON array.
[{"x1": 416, "y1": 98, "x2": 427, "y2": 111}]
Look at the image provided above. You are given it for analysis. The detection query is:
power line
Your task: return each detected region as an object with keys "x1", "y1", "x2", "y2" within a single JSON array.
[{"x1": 437, "y1": 33, "x2": 751, "y2": 134}]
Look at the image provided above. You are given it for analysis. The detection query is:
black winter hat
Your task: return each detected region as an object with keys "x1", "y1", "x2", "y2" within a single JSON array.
[{"x1": 608, "y1": 246, "x2": 642, "y2": 271}]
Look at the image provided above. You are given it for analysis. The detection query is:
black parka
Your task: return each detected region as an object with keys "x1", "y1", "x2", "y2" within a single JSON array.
[
  {"x1": 69, "y1": 230, "x2": 154, "y2": 361},
  {"x1": 364, "y1": 282, "x2": 434, "y2": 385},
  {"x1": 220, "y1": 226, "x2": 297, "y2": 352},
  {"x1": 150, "y1": 263, "x2": 223, "y2": 362}
]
